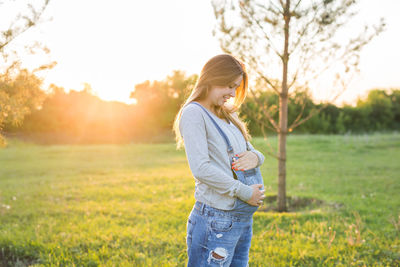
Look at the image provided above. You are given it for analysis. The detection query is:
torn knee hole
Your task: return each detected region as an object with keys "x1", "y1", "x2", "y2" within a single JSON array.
[
  {"x1": 211, "y1": 247, "x2": 227, "y2": 260},
  {"x1": 212, "y1": 251, "x2": 225, "y2": 259}
]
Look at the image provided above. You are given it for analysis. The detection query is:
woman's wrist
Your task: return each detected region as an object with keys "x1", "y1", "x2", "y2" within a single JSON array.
[
  {"x1": 236, "y1": 182, "x2": 253, "y2": 202},
  {"x1": 251, "y1": 151, "x2": 260, "y2": 166}
]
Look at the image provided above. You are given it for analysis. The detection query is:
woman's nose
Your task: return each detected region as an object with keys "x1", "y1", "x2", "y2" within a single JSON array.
[{"x1": 230, "y1": 88, "x2": 236, "y2": 97}]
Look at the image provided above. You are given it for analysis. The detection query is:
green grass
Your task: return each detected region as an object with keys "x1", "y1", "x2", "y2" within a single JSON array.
[{"x1": 0, "y1": 133, "x2": 399, "y2": 266}]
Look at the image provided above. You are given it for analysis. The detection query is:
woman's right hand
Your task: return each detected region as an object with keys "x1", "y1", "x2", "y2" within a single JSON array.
[{"x1": 246, "y1": 184, "x2": 266, "y2": 206}]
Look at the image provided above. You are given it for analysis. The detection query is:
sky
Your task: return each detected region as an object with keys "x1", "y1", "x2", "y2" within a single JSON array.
[{"x1": 3, "y1": 0, "x2": 400, "y2": 106}]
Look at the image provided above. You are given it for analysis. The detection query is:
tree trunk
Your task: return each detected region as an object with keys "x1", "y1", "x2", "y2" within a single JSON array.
[{"x1": 277, "y1": 0, "x2": 291, "y2": 212}]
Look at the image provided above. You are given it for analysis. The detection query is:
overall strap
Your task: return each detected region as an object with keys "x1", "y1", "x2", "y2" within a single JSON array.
[{"x1": 189, "y1": 102, "x2": 234, "y2": 155}]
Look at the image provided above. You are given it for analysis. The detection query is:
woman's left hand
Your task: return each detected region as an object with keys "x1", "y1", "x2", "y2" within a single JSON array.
[{"x1": 231, "y1": 151, "x2": 259, "y2": 171}]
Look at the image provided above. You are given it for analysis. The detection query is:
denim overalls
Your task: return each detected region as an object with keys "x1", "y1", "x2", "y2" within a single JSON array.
[{"x1": 186, "y1": 102, "x2": 264, "y2": 266}]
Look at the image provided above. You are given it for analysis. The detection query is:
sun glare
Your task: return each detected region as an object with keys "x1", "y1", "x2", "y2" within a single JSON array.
[{"x1": 5, "y1": 0, "x2": 399, "y2": 107}]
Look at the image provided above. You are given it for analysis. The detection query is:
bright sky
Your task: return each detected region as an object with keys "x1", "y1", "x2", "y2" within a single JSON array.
[{"x1": 5, "y1": 0, "x2": 400, "y2": 106}]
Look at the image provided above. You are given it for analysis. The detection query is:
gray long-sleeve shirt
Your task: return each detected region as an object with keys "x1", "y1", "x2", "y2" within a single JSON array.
[{"x1": 179, "y1": 101, "x2": 265, "y2": 210}]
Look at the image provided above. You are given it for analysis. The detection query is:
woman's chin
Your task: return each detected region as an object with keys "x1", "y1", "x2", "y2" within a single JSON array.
[
  {"x1": 214, "y1": 99, "x2": 229, "y2": 107},
  {"x1": 215, "y1": 100, "x2": 225, "y2": 106}
]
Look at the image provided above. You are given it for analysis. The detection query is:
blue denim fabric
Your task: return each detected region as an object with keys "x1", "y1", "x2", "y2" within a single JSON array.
[
  {"x1": 186, "y1": 202, "x2": 252, "y2": 267},
  {"x1": 186, "y1": 167, "x2": 263, "y2": 266},
  {"x1": 231, "y1": 161, "x2": 264, "y2": 216}
]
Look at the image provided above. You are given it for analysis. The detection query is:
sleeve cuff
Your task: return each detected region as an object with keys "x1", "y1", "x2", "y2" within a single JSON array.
[
  {"x1": 246, "y1": 141, "x2": 265, "y2": 167},
  {"x1": 252, "y1": 150, "x2": 264, "y2": 167},
  {"x1": 236, "y1": 182, "x2": 253, "y2": 202}
]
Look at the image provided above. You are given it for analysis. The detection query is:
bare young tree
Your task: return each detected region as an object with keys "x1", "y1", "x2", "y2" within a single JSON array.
[{"x1": 211, "y1": 0, "x2": 385, "y2": 211}]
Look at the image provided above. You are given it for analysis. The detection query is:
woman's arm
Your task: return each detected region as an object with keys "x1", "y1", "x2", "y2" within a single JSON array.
[{"x1": 179, "y1": 105, "x2": 253, "y2": 202}]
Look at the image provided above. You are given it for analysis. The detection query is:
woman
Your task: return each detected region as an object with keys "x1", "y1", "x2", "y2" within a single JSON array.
[{"x1": 173, "y1": 54, "x2": 266, "y2": 266}]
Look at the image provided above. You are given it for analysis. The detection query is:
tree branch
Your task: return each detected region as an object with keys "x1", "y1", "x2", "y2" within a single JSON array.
[{"x1": 0, "y1": 0, "x2": 50, "y2": 53}]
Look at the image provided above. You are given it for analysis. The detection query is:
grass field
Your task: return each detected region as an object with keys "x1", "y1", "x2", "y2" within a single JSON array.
[{"x1": 0, "y1": 133, "x2": 399, "y2": 266}]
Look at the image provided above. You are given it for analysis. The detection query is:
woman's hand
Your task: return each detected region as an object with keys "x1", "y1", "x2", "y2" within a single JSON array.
[
  {"x1": 231, "y1": 151, "x2": 259, "y2": 171},
  {"x1": 246, "y1": 184, "x2": 265, "y2": 206}
]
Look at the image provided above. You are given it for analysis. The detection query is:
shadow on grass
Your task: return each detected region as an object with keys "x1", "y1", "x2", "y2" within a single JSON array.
[
  {"x1": 0, "y1": 247, "x2": 41, "y2": 267},
  {"x1": 258, "y1": 195, "x2": 344, "y2": 213}
]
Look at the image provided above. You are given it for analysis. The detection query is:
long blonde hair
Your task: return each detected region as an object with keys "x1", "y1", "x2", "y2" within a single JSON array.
[{"x1": 173, "y1": 54, "x2": 251, "y2": 149}]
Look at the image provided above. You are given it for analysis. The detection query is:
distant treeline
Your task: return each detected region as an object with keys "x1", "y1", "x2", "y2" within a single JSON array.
[
  {"x1": 243, "y1": 88, "x2": 400, "y2": 136},
  {"x1": 4, "y1": 70, "x2": 400, "y2": 144}
]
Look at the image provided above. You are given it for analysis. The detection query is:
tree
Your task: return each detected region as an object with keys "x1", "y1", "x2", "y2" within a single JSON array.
[
  {"x1": 0, "y1": 68, "x2": 47, "y2": 145},
  {"x1": 357, "y1": 89, "x2": 393, "y2": 131},
  {"x1": 0, "y1": 0, "x2": 52, "y2": 146},
  {"x1": 130, "y1": 70, "x2": 197, "y2": 134},
  {"x1": 211, "y1": 0, "x2": 385, "y2": 211}
]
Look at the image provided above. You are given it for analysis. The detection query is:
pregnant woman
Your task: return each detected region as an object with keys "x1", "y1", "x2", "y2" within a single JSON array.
[{"x1": 173, "y1": 54, "x2": 266, "y2": 266}]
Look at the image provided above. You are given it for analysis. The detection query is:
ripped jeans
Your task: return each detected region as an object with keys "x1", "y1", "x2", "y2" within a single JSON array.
[{"x1": 186, "y1": 201, "x2": 252, "y2": 267}]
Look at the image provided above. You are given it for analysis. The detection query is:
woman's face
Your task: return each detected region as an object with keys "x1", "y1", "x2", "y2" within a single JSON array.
[{"x1": 207, "y1": 75, "x2": 243, "y2": 107}]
